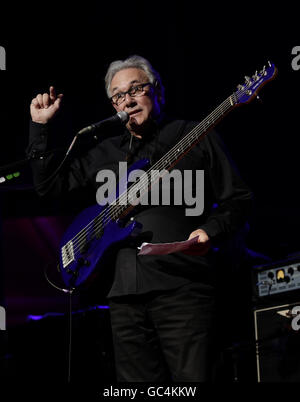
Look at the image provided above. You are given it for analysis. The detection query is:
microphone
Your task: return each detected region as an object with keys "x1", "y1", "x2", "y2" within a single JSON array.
[{"x1": 77, "y1": 111, "x2": 129, "y2": 136}]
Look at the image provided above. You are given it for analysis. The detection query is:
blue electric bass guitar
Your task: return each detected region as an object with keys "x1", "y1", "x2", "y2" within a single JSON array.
[{"x1": 58, "y1": 62, "x2": 277, "y2": 288}]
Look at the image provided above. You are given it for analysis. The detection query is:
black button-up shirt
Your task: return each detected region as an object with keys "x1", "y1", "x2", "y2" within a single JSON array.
[{"x1": 27, "y1": 116, "x2": 253, "y2": 297}]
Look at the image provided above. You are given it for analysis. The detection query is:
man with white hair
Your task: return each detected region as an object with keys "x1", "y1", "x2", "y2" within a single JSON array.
[{"x1": 28, "y1": 55, "x2": 253, "y2": 382}]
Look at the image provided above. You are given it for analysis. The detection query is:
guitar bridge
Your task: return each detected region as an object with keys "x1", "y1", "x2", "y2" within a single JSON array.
[{"x1": 61, "y1": 241, "x2": 75, "y2": 268}]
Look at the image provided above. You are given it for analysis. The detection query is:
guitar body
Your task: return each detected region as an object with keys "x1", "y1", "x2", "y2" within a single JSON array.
[{"x1": 59, "y1": 158, "x2": 148, "y2": 288}]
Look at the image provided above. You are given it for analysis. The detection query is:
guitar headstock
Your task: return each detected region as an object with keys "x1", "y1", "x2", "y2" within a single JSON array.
[{"x1": 234, "y1": 62, "x2": 277, "y2": 104}]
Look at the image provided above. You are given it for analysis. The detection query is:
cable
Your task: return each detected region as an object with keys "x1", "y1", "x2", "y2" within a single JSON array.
[
  {"x1": 0, "y1": 132, "x2": 79, "y2": 193},
  {"x1": 28, "y1": 134, "x2": 79, "y2": 191},
  {"x1": 43, "y1": 260, "x2": 75, "y2": 383}
]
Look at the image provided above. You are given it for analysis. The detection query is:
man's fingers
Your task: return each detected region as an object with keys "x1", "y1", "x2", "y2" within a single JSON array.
[
  {"x1": 53, "y1": 93, "x2": 63, "y2": 108},
  {"x1": 33, "y1": 90, "x2": 61, "y2": 109},
  {"x1": 188, "y1": 229, "x2": 209, "y2": 243},
  {"x1": 49, "y1": 86, "x2": 56, "y2": 101},
  {"x1": 36, "y1": 94, "x2": 43, "y2": 107},
  {"x1": 36, "y1": 93, "x2": 51, "y2": 108},
  {"x1": 43, "y1": 93, "x2": 50, "y2": 108},
  {"x1": 31, "y1": 98, "x2": 40, "y2": 109},
  {"x1": 55, "y1": 93, "x2": 64, "y2": 104}
]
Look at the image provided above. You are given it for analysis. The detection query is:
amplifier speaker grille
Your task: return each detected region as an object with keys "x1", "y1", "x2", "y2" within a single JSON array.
[{"x1": 254, "y1": 301, "x2": 300, "y2": 382}]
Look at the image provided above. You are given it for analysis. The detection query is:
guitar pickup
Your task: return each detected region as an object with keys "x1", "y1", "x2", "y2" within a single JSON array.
[{"x1": 61, "y1": 241, "x2": 75, "y2": 268}]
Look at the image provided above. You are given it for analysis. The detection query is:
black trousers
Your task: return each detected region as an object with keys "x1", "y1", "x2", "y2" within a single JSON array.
[{"x1": 109, "y1": 282, "x2": 216, "y2": 382}]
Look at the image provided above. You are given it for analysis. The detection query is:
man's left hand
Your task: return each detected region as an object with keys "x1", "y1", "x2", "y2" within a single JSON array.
[{"x1": 185, "y1": 229, "x2": 211, "y2": 256}]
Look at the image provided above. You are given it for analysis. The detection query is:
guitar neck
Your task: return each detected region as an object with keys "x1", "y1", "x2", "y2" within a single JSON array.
[{"x1": 152, "y1": 94, "x2": 236, "y2": 172}]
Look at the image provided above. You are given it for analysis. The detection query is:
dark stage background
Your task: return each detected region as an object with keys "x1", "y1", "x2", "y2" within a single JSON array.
[{"x1": 1, "y1": 3, "x2": 300, "y2": 386}]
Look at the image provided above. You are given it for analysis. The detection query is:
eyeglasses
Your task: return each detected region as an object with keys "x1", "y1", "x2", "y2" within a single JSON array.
[{"x1": 110, "y1": 82, "x2": 152, "y2": 106}]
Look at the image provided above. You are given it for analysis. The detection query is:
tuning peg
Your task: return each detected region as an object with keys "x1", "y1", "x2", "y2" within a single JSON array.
[
  {"x1": 244, "y1": 76, "x2": 252, "y2": 85},
  {"x1": 252, "y1": 71, "x2": 259, "y2": 81},
  {"x1": 260, "y1": 65, "x2": 266, "y2": 76},
  {"x1": 237, "y1": 84, "x2": 244, "y2": 91}
]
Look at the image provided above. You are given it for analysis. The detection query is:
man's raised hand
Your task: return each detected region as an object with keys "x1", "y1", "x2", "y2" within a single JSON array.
[{"x1": 30, "y1": 86, "x2": 63, "y2": 124}]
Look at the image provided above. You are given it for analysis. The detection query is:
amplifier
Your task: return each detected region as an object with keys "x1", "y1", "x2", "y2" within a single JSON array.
[
  {"x1": 254, "y1": 301, "x2": 300, "y2": 382},
  {"x1": 252, "y1": 257, "x2": 300, "y2": 306}
]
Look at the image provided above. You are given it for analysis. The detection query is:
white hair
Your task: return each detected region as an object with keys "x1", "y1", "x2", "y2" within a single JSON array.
[{"x1": 104, "y1": 55, "x2": 165, "y2": 106}]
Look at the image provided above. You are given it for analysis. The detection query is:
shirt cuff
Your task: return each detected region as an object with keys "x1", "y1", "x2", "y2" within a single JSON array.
[
  {"x1": 199, "y1": 219, "x2": 222, "y2": 240},
  {"x1": 27, "y1": 120, "x2": 50, "y2": 158},
  {"x1": 29, "y1": 120, "x2": 49, "y2": 140}
]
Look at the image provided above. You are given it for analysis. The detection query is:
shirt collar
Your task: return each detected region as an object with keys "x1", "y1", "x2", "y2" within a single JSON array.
[{"x1": 119, "y1": 112, "x2": 167, "y2": 147}]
